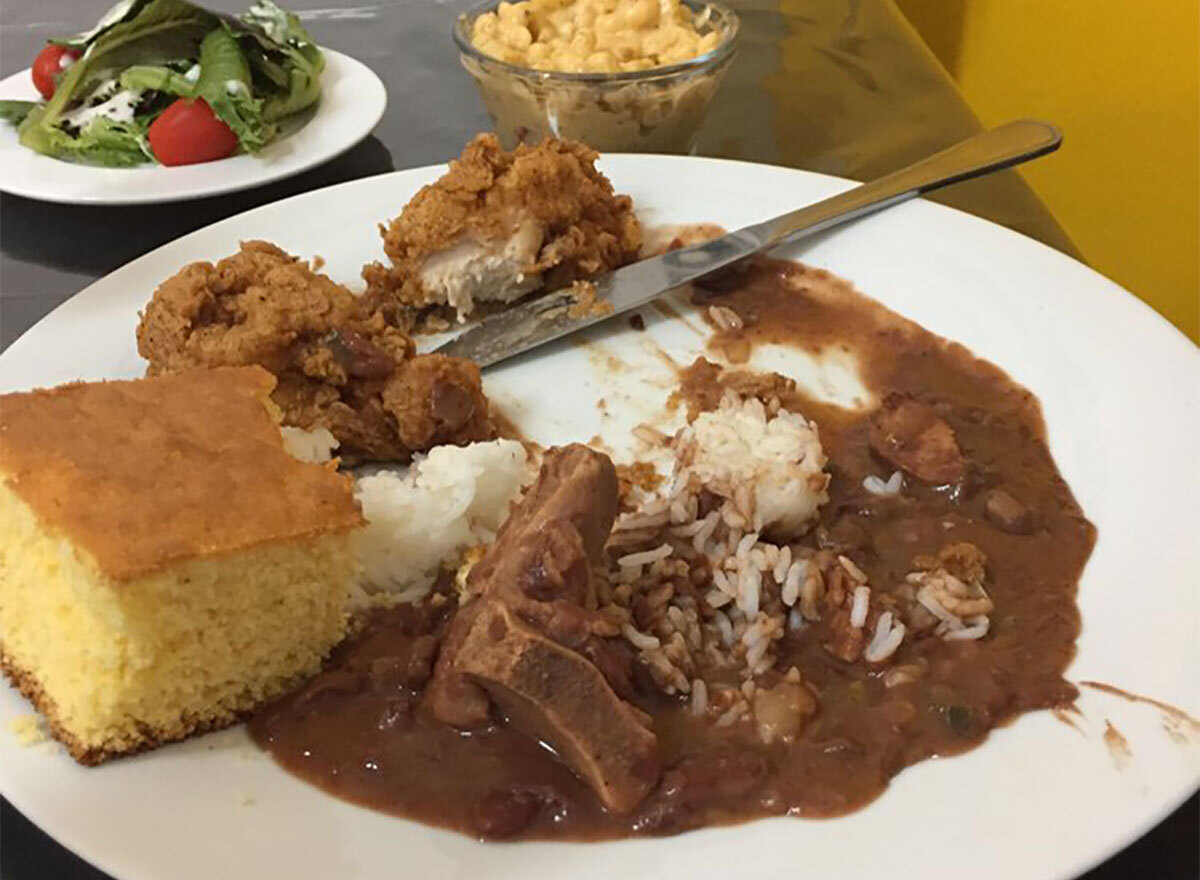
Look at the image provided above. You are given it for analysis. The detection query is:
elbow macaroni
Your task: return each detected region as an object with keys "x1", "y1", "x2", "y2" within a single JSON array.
[
  {"x1": 459, "y1": 0, "x2": 735, "y2": 153},
  {"x1": 471, "y1": 0, "x2": 723, "y2": 73}
]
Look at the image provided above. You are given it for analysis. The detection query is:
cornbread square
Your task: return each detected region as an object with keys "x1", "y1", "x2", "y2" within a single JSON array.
[{"x1": 0, "y1": 366, "x2": 363, "y2": 765}]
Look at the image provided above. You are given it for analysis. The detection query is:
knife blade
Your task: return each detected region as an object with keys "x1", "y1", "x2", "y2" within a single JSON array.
[
  {"x1": 434, "y1": 119, "x2": 1061, "y2": 368},
  {"x1": 433, "y1": 227, "x2": 767, "y2": 367}
]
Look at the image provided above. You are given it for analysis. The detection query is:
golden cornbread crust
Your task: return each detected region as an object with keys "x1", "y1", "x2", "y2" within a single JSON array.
[
  {"x1": 0, "y1": 365, "x2": 363, "y2": 582},
  {"x1": 2, "y1": 650, "x2": 271, "y2": 765},
  {"x1": 4, "y1": 651, "x2": 164, "y2": 764}
]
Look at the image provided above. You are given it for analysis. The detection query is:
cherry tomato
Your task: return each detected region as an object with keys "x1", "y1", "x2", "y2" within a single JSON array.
[
  {"x1": 32, "y1": 43, "x2": 81, "y2": 100},
  {"x1": 147, "y1": 98, "x2": 239, "y2": 166}
]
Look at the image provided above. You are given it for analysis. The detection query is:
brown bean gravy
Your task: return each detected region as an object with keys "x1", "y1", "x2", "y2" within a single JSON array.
[{"x1": 250, "y1": 257, "x2": 1096, "y2": 840}]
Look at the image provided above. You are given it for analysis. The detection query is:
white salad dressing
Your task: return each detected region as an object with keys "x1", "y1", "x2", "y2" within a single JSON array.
[
  {"x1": 225, "y1": 80, "x2": 249, "y2": 96},
  {"x1": 246, "y1": 2, "x2": 287, "y2": 43},
  {"x1": 184, "y1": 64, "x2": 201, "y2": 83},
  {"x1": 61, "y1": 86, "x2": 144, "y2": 129}
]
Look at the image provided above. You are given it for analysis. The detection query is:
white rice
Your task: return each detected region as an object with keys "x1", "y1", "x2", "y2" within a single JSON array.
[
  {"x1": 673, "y1": 513, "x2": 712, "y2": 538},
  {"x1": 864, "y1": 611, "x2": 907, "y2": 662},
  {"x1": 745, "y1": 639, "x2": 769, "y2": 672},
  {"x1": 916, "y1": 584, "x2": 962, "y2": 626},
  {"x1": 615, "y1": 509, "x2": 671, "y2": 532},
  {"x1": 622, "y1": 624, "x2": 661, "y2": 651},
  {"x1": 862, "y1": 470, "x2": 904, "y2": 496},
  {"x1": 944, "y1": 616, "x2": 990, "y2": 641},
  {"x1": 741, "y1": 616, "x2": 768, "y2": 647},
  {"x1": 839, "y1": 554, "x2": 869, "y2": 584},
  {"x1": 773, "y1": 545, "x2": 792, "y2": 586},
  {"x1": 690, "y1": 511, "x2": 721, "y2": 551},
  {"x1": 618, "y1": 544, "x2": 674, "y2": 567},
  {"x1": 736, "y1": 532, "x2": 760, "y2": 559},
  {"x1": 280, "y1": 425, "x2": 340, "y2": 463},
  {"x1": 682, "y1": 393, "x2": 829, "y2": 537},
  {"x1": 738, "y1": 564, "x2": 762, "y2": 617},
  {"x1": 705, "y1": 589, "x2": 733, "y2": 608},
  {"x1": 779, "y1": 559, "x2": 803, "y2": 606},
  {"x1": 352, "y1": 439, "x2": 531, "y2": 604},
  {"x1": 707, "y1": 304, "x2": 744, "y2": 331},
  {"x1": 713, "y1": 610, "x2": 734, "y2": 646},
  {"x1": 850, "y1": 585, "x2": 871, "y2": 628},
  {"x1": 716, "y1": 703, "x2": 746, "y2": 727},
  {"x1": 915, "y1": 582, "x2": 993, "y2": 642}
]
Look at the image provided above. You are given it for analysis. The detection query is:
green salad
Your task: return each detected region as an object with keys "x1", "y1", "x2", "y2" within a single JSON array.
[{"x1": 0, "y1": 0, "x2": 325, "y2": 167}]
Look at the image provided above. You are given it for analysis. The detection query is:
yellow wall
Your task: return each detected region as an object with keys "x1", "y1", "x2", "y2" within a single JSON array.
[{"x1": 898, "y1": 0, "x2": 1199, "y2": 341}]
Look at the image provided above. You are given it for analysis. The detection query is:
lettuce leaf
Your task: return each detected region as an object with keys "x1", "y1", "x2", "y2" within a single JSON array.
[
  {"x1": 233, "y1": 0, "x2": 324, "y2": 122},
  {"x1": 62, "y1": 0, "x2": 216, "y2": 96},
  {"x1": 194, "y1": 26, "x2": 271, "y2": 151},
  {"x1": 0, "y1": 100, "x2": 37, "y2": 125},
  {"x1": 119, "y1": 64, "x2": 196, "y2": 96},
  {"x1": 53, "y1": 0, "x2": 144, "y2": 49},
  {"x1": 18, "y1": 109, "x2": 148, "y2": 166},
  {"x1": 241, "y1": 0, "x2": 310, "y2": 46}
]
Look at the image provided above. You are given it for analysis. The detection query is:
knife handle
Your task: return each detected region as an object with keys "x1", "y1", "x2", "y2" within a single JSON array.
[{"x1": 750, "y1": 119, "x2": 1062, "y2": 250}]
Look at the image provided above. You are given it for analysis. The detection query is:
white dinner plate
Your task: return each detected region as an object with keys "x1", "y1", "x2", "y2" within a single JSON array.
[
  {"x1": 0, "y1": 155, "x2": 1197, "y2": 880},
  {"x1": 0, "y1": 49, "x2": 385, "y2": 204}
]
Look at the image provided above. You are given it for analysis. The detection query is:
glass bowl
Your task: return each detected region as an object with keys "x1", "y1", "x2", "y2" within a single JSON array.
[{"x1": 452, "y1": 0, "x2": 740, "y2": 154}]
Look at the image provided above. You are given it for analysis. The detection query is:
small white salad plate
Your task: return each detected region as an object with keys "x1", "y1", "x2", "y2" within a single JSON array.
[
  {"x1": 0, "y1": 155, "x2": 1197, "y2": 880},
  {"x1": 0, "y1": 49, "x2": 385, "y2": 205}
]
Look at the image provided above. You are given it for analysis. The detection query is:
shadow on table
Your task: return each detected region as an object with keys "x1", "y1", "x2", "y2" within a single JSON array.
[{"x1": 0, "y1": 135, "x2": 395, "y2": 278}]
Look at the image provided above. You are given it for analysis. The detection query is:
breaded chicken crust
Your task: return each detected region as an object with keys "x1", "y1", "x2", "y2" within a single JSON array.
[
  {"x1": 362, "y1": 133, "x2": 641, "y2": 318},
  {"x1": 136, "y1": 241, "x2": 495, "y2": 463}
]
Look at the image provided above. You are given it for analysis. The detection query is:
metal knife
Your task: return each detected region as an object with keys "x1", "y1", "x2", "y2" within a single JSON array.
[{"x1": 435, "y1": 119, "x2": 1062, "y2": 368}]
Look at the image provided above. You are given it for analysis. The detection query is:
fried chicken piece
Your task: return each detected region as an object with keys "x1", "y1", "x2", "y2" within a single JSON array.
[
  {"x1": 362, "y1": 133, "x2": 642, "y2": 322},
  {"x1": 382, "y1": 354, "x2": 493, "y2": 453},
  {"x1": 136, "y1": 241, "x2": 495, "y2": 463},
  {"x1": 138, "y1": 239, "x2": 390, "y2": 374}
]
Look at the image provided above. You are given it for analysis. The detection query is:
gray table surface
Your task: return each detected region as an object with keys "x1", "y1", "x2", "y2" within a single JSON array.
[{"x1": 0, "y1": 1, "x2": 1195, "y2": 877}]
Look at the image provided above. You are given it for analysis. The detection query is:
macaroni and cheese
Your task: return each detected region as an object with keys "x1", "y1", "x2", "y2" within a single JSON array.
[{"x1": 471, "y1": 0, "x2": 723, "y2": 73}]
